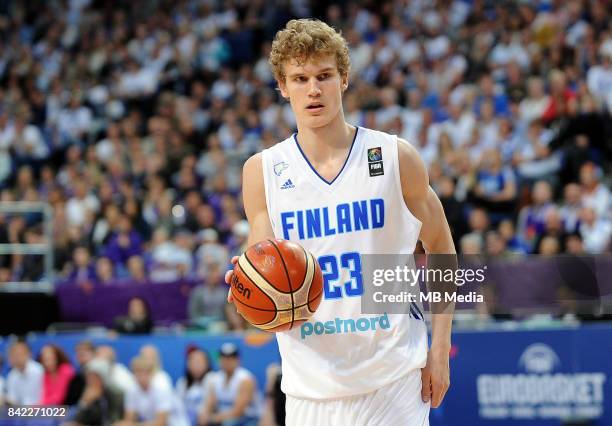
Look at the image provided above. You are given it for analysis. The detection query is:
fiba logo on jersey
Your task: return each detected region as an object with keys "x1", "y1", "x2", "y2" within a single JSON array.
[{"x1": 367, "y1": 147, "x2": 384, "y2": 176}]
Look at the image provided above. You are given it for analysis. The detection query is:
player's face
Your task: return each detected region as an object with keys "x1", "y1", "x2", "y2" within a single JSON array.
[{"x1": 279, "y1": 55, "x2": 347, "y2": 129}]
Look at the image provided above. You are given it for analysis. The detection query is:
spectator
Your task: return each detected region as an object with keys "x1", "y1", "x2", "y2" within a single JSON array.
[
  {"x1": 485, "y1": 231, "x2": 513, "y2": 258},
  {"x1": 559, "y1": 183, "x2": 583, "y2": 233},
  {"x1": 38, "y1": 344, "x2": 76, "y2": 405},
  {"x1": 95, "y1": 346, "x2": 137, "y2": 396},
  {"x1": 139, "y1": 345, "x2": 172, "y2": 391},
  {"x1": 559, "y1": 134, "x2": 601, "y2": 186},
  {"x1": 519, "y1": 76, "x2": 549, "y2": 124},
  {"x1": 64, "y1": 340, "x2": 96, "y2": 406},
  {"x1": 579, "y1": 162, "x2": 610, "y2": 218},
  {"x1": 513, "y1": 119, "x2": 559, "y2": 182},
  {"x1": 542, "y1": 69, "x2": 576, "y2": 125},
  {"x1": 95, "y1": 256, "x2": 116, "y2": 285},
  {"x1": 498, "y1": 219, "x2": 529, "y2": 255},
  {"x1": 565, "y1": 233, "x2": 586, "y2": 255},
  {"x1": 578, "y1": 207, "x2": 612, "y2": 253},
  {"x1": 103, "y1": 215, "x2": 143, "y2": 269},
  {"x1": 196, "y1": 229, "x2": 229, "y2": 278},
  {"x1": 460, "y1": 233, "x2": 483, "y2": 255},
  {"x1": 467, "y1": 208, "x2": 490, "y2": 241},
  {"x1": 539, "y1": 235, "x2": 561, "y2": 256},
  {"x1": 126, "y1": 255, "x2": 148, "y2": 284},
  {"x1": 586, "y1": 49, "x2": 612, "y2": 110},
  {"x1": 176, "y1": 346, "x2": 213, "y2": 425},
  {"x1": 150, "y1": 228, "x2": 194, "y2": 283},
  {"x1": 69, "y1": 358, "x2": 124, "y2": 426},
  {"x1": 534, "y1": 208, "x2": 568, "y2": 255},
  {"x1": 113, "y1": 297, "x2": 153, "y2": 334},
  {"x1": 189, "y1": 261, "x2": 228, "y2": 323},
  {"x1": 6, "y1": 340, "x2": 44, "y2": 405},
  {"x1": 4, "y1": 110, "x2": 49, "y2": 165},
  {"x1": 516, "y1": 180, "x2": 556, "y2": 251},
  {"x1": 56, "y1": 94, "x2": 93, "y2": 146},
  {"x1": 65, "y1": 180, "x2": 100, "y2": 228},
  {"x1": 115, "y1": 356, "x2": 189, "y2": 426},
  {"x1": 472, "y1": 149, "x2": 517, "y2": 217},
  {"x1": 199, "y1": 343, "x2": 262, "y2": 426},
  {"x1": 436, "y1": 175, "x2": 466, "y2": 246}
]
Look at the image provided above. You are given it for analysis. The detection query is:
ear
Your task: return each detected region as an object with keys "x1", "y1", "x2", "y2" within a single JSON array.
[
  {"x1": 341, "y1": 74, "x2": 349, "y2": 92},
  {"x1": 278, "y1": 79, "x2": 289, "y2": 100}
]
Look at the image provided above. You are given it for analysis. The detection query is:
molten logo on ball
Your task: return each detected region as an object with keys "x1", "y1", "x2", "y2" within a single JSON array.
[{"x1": 231, "y1": 273, "x2": 252, "y2": 300}]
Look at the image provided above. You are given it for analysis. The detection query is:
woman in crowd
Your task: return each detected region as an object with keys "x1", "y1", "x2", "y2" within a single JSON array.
[
  {"x1": 175, "y1": 346, "x2": 213, "y2": 425},
  {"x1": 38, "y1": 344, "x2": 76, "y2": 405}
]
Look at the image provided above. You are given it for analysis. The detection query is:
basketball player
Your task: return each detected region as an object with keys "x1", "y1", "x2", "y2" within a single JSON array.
[{"x1": 227, "y1": 19, "x2": 455, "y2": 425}]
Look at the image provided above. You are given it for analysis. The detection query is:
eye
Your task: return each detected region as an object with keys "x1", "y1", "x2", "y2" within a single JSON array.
[
  {"x1": 294, "y1": 76, "x2": 307, "y2": 82},
  {"x1": 318, "y1": 73, "x2": 330, "y2": 80}
]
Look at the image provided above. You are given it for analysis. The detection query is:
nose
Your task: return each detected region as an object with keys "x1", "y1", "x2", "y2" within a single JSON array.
[{"x1": 308, "y1": 78, "x2": 322, "y2": 97}]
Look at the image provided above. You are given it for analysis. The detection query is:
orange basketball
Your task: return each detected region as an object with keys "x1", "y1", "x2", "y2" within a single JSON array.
[{"x1": 231, "y1": 238, "x2": 323, "y2": 331}]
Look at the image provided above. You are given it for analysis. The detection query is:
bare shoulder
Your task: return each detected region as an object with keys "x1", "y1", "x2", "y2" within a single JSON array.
[
  {"x1": 397, "y1": 137, "x2": 429, "y2": 200},
  {"x1": 243, "y1": 152, "x2": 263, "y2": 177},
  {"x1": 242, "y1": 152, "x2": 266, "y2": 210}
]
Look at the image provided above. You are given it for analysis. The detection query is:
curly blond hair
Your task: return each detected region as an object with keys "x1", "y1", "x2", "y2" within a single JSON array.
[{"x1": 269, "y1": 19, "x2": 350, "y2": 83}]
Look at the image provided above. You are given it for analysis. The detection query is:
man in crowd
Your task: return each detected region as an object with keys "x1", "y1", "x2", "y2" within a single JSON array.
[
  {"x1": 6, "y1": 340, "x2": 44, "y2": 405},
  {"x1": 199, "y1": 343, "x2": 262, "y2": 426}
]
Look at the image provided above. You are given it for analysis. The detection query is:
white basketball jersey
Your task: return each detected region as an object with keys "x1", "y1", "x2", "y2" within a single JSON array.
[{"x1": 261, "y1": 126, "x2": 428, "y2": 400}]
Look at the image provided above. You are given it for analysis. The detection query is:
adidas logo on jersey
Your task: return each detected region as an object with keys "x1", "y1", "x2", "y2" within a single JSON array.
[{"x1": 280, "y1": 179, "x2": 295, "y2": 190}]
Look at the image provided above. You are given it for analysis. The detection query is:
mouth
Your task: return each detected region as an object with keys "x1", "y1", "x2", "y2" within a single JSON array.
[{"x1": 306, "y1": 103, "x2": 324, "y2": 112}]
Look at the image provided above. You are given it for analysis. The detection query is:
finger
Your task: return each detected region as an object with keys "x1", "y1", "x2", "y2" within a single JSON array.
[
  {"x1": 227, "y1": 288, "x2": 234, "y2": 303},
  {"x1": 430, "y1": 378, "x2": 449, "y2": 408},
  {"x1": 431, "y1": 382, "x2": 442, "y2": 408},
  {"x1": 224, "y1": 269, "x2": 234, "y2": 284},
  {"x1": 421, "y1": 369, "x2": 432, "y2": 402},
  {"x1": 231, "y1": 255, "x2": 239, "y2": 265}
]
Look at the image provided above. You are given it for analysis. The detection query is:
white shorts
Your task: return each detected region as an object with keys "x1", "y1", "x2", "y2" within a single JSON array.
[{"x1": 285, "y1": 369, "x2": 430, "y2": 426}]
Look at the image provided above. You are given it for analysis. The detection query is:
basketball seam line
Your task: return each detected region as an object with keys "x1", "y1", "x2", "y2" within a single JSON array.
[
  {"x1": 268, "y1": 239, "x2": 295, "y2": 329},
  {"x1": 232, "y1": 295, "x2": 317, "y2": 315},
  {"x1": 236, "y1": 259, "x2": 277, "y2": 306},
  {"x1": 243, "y1": 251, "x2": 295, "y2": 295}
]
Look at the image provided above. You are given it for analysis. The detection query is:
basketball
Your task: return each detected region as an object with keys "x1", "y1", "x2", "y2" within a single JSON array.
[{"x1": 231, "y1": 239, "x2": 323, "y2": 331}]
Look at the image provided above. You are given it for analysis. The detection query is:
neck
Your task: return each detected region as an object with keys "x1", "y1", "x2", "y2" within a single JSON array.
[{"x1": 295, "y1": 116, "x2": 355, "y2": 163}]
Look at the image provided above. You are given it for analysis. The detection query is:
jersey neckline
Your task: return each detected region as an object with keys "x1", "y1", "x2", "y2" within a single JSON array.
[{"x1": 292, "y1": 126, "x2": 360, "y2": 186}]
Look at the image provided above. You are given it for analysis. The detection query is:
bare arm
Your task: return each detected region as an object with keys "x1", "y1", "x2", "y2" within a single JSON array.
[
  {"x1": 398, "y1": 138, "x2": 455, "y2": 408},
  {"x1": 226, "y1": 153, "x2": 275, "y2": 301},
  {"x1": 198, "y1": 385, "x2": 217, "y2": 426},
  {"x1": 242, "y1": 153, "x2": 275, "y2": 245}
]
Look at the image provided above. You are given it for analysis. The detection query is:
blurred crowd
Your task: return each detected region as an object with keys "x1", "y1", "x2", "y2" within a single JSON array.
[
  {"x1": 0, "y1": 339, "x2": 280, "y2": 426},
  {"x1": 0, "y1": 0, "x2": 610, "y2": 299}
]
